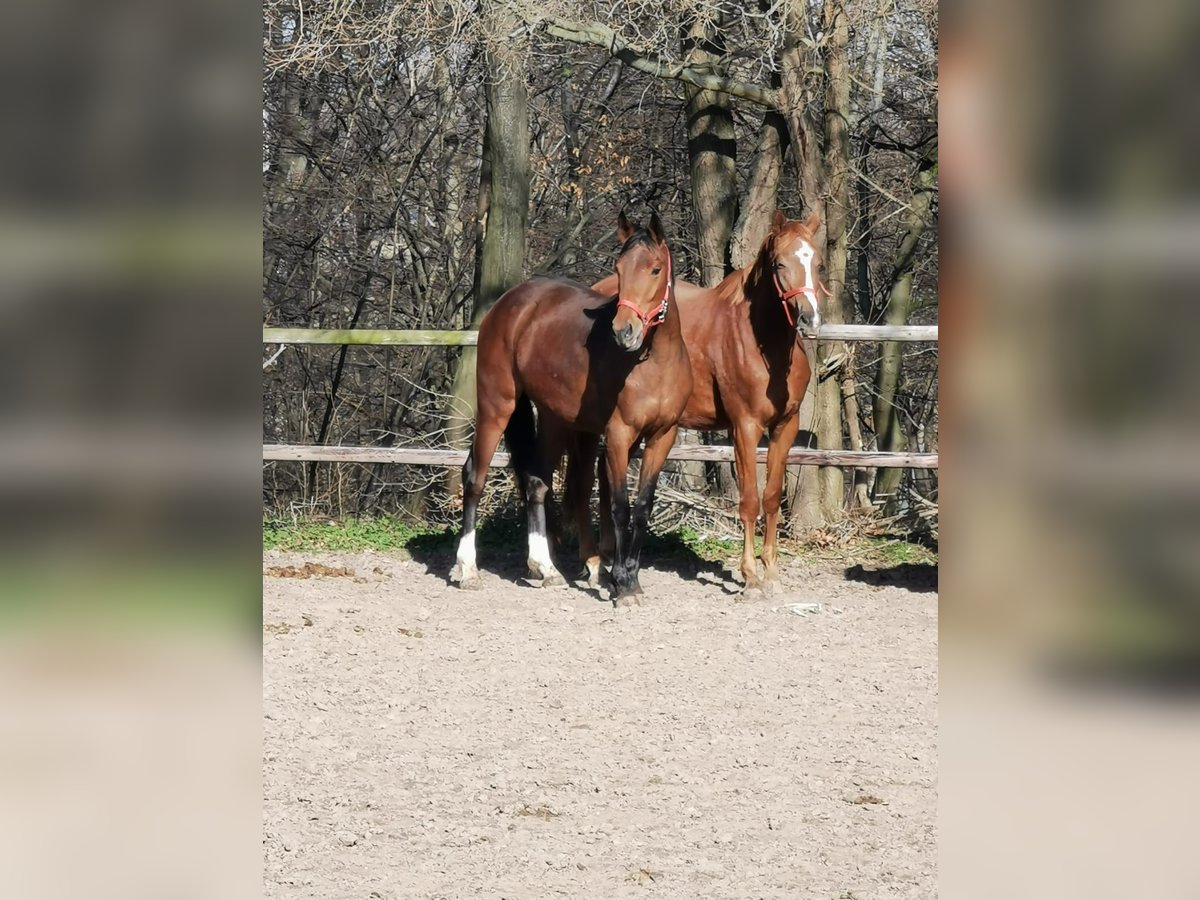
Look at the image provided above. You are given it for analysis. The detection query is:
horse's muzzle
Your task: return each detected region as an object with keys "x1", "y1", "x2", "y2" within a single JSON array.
[
  {"x1": 613, "y1": 322, "x2": 644, "y2": 352},
  {"x1": 795, "y1": 306, "x2": 821, "y2": 339}
]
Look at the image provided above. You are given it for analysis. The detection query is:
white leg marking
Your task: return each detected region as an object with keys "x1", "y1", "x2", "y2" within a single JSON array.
[
  {"x1": 585, "y1": 556, "x2": 601, "y2": 589},
  {"x1": 527, "y1": 531, "x2": 565, "y2": 584},
  {"x1": 527, "y1": 532, "x2": 552, "y2": 571},
  {"x1": 456, "y1": 531, "x2": 476, "y2": 567},
  {"x1": 452, "y1": 531, "x2": 478, "y2": 582}
]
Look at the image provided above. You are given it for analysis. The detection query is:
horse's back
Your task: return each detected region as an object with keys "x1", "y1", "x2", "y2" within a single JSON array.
[
  {"x1": 504, "y1": 276, "x2": 605, "y2": 308},
  {"x1": 481, "y1": 277, "x2": 606, "y2": 334}
]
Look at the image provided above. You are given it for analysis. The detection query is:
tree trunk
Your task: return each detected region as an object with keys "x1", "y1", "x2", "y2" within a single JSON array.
[
  {"x1": 557, "y1": 71, "x2": 586, "y2": 271},
  {"x1": 812, "y1": 0, "x2": 854, "y2": 522},
  {"x1": 847, "y1": 1, "x2": 892, "y2": 507},
  {"x1": 779, "y1": 2, "x2": 830, "y2": 532},
  {"x1": 683, "y1": 19, "x2": 738, "y2": 287},
  {"x1": 841, "y1": 359, "x2": 872, "y2": 510},
  {"x1": 445, "y1": 5, "x2": 531, "y2": 493},
  {"x1": 777, "y1": 5, "x2": 824, "y2": 219},
  {"x1": 681, "y1": 19, "x2": 739, "y2": 494},
  {"x1": 730, "y1": 105, "x2": 788, "y2": 269},
  {"x1": 872, "y1": 148, "x2": 937, "y2": 512}
]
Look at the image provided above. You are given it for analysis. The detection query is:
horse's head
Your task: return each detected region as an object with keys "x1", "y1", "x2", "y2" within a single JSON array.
[
  {"x1": 611, "y1": 211, "x2": 673, "y2": 352},
  {"x1": 765, "y1": 209, "x2": 826, "y2": 338}
]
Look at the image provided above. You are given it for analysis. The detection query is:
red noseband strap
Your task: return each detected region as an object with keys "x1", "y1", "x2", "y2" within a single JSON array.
[
  {"x1": 773, "y1": 271, "x2": 832, "y2": 327},
  {"x1": 616, "y1": 250, "x2": 673, "y2": 337}
]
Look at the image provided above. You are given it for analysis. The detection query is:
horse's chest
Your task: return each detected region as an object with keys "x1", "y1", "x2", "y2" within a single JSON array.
[
  {"x1": 620, "y1": 376, "x2": 684, "y2": 424},
  {"x1": 730, "y1": 346, "x2": 805, "y2": 421}
]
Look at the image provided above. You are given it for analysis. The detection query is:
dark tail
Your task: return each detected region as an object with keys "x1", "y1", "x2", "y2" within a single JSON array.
[
  {"x1": 504, "y1": 393, "x2": 539, "y2": 483},
  {"x1": 505, "y1": 394, "x2": 567, "y2": 546}
]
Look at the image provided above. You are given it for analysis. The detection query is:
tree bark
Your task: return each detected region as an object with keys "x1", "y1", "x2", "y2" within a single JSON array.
[
  {"x1": 779, "y1": 0, "x2": 829, "y2": 532},
  {"x1": 446, "y1": 4, "x2": 531, "y2": 492},
  {"x1": 730, "y1": 105, "x2": 788, "y2": 269},
  {"x1": 776, "y1": 4, "x2": 824, "y2": 219},
  {"x1": 812, "y1": 0, "x2": 853, "y2": 522},
  {"x1": 683, "y1": 18, "x2": 737, "y2": 287},
  {"x1": 681, "y1": 18, "x2": 741, "y2": 496},
  {"x1": 872, "y1": 147, "x2": 937, "y2": 512}
]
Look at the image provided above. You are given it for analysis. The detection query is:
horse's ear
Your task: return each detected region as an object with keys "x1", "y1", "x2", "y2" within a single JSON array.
[
  {"x1": 647, "y1": 211, "x2": 664, "y2": 244},
  {"x1": 770, "y1": 209, "x2": 787, "y2": 233},
  {"x1": 802, "y1": 210, "x2": 822, "y2": 234},
  {"x1": 617, "y1": 211, "x2": 636, "y2": 243}
]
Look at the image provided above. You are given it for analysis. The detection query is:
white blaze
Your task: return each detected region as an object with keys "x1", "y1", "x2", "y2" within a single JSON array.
[{"x1": 793, "y1": 241, "x2": 821, "y2": 327}]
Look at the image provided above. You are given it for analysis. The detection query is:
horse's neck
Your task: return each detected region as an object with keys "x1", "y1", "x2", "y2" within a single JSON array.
[
  {"x1": 649, "y1": 291, "x2": 684, "y2": 352},
  {"x1": 742, "y1": 258, "x2": 792, "y2": 349}
]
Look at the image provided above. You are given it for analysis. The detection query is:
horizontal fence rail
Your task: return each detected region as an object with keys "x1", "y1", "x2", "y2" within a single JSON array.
[
  {"x1": 264, "y1": 323, "x2": 938, "y2": 470},
  {"x1": 264, "y1": 323, "x2": 938, "y2": 346},
  {"x1": 264, "y1": 444, "x2": 938, "y2": 469}
]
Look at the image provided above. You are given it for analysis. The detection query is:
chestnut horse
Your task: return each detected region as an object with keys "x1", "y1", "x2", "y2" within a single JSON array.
[
  {"x1": 573, "y1": 210, "x2": 824, "y2": 599},
  {"x1": 450, "y1": 212, "x2": 691, "y2": 604}
]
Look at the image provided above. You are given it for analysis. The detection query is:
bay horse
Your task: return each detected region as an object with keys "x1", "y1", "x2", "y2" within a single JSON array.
[
  {"x1": 572, "y1": 210, "x2": 824, "y2": 599},
  {"x1": 450, "y1": 212, "x2": 691, "y2": 604}
]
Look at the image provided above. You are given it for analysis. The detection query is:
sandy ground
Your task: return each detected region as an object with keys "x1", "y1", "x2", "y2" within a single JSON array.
[{"x1": 263, "y1": 545, "x2": 937, "y2": 899}]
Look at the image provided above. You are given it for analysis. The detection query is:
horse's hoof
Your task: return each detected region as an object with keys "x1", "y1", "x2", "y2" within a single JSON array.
[
  {"x1": 762, "y1": 578, "x2": 783, "y2": 597},
  {"x1": 540, "y1": 570, "x2": 567, "y2": 588},
  {"x1": 578, "y1": 557, "x2": 602, "y2": 589},
  {"x1": 609, "y1": 580, "x2": 643, "y2": 607},
  {"x1": 738, "y1": 585, "x2": 766, "y2": 603},
  {"x1": 459, "y1": 574, "x2": 483, "y2": 591}
]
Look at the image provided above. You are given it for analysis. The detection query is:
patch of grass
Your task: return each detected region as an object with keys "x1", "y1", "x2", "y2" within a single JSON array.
[
  {"x1": 263, "y1": 515, "x2": 449, "y2": 553},
  {"x1": 675, "y1": 525, "x2": 741, "y2": 562},
  {"x1": 263, "y1": 512, "x2": 938, "y2": 577},
  {"x1": 860, "y1": 536, "x2": 937, "y2": 567}
]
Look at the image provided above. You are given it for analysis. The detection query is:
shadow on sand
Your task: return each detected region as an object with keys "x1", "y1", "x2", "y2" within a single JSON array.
[
  {"x1": 404, "y1": 514, "x2": 742, "y2": 600},
  {"x1": 843, "y1": 562, "x2": 938, "y2": 593}
]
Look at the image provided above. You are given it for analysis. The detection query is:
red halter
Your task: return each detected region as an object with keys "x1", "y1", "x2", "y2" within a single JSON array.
[
  {"x1": 773, "y1": 269, "x2": 832, "y2": 327},
  {"x1": 616, "y1": 250, "x2": 672, "y2": 337}
]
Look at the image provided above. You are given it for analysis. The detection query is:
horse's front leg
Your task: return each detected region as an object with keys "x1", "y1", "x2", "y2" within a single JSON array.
[
  {"x1": 621, "y1": 425, "x2": 679, "y2": 598},
  {"x1": 733, "y1": 421, "x2": 766, "y2": 600},
  {"x1": 602, "y1": 426, "x2": 637, "y2": 605},
  {"x1": 761, "y1": 416, "x2": 800, "y2": 595}
]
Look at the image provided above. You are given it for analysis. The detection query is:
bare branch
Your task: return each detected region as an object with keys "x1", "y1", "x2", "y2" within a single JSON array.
[{"x1": 538, "y1": 17, "x2": 780, "y2": 108}]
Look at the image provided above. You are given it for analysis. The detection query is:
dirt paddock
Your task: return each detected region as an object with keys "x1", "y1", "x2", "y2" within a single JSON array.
[{"x1": 263, "y1": 545, "x2": 937, "y2": 899}]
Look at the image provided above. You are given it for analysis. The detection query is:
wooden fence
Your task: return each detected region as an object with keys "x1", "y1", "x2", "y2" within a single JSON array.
[{"x1": 263, "y1": 325, "x2": 939, "y2": 469}]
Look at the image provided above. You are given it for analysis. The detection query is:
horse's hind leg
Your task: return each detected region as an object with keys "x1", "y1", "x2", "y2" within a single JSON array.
[
  {"x1": 524, "y1": 422, "x2": 567, "y2": 588},
  {"x1": 565, "y1": 433, "x2": 601, "y2": 588},
  {"x1": 451, "y1": 394, "x2": 514, "y2": 589},
  {"x1": 760, "y1": 416, "x2": 800, "y2": 595},
  {"x1": 597, "y1": 455, "x2": 615, "y2": 570}
]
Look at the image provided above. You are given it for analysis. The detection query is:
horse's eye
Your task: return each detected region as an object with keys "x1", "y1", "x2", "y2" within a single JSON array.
[
  {"x1": 651, "y1": 267, "x2": 661, "y2": 275},
  {"x1": 773, "y1": 263, "x2": 784, "y2": 270}
]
